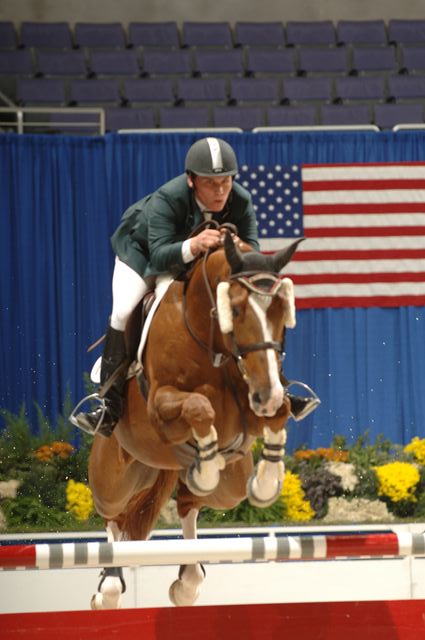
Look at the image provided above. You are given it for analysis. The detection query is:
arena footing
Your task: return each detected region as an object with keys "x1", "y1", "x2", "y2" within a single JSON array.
[{"x1": 1, "y1": 600, "x2": 425, "y2": 639}]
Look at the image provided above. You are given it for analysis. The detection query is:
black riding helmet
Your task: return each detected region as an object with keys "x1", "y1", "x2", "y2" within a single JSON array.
[{"x1": 185, "y1": 137, "x2": 238, "y2": 177}]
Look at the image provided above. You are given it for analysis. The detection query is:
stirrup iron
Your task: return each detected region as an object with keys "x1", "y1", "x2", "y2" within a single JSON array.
[
  {"x1": 69, "y1": 393, "x2": 107, "y2": 436},
  {"x1": 286, "y1": 380, "x2": 321, "y2": 422}
]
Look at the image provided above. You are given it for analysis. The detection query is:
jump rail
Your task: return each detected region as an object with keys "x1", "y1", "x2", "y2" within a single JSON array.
[{"x1": 1, "y1": 532, "x2": 425, "y2": 570}]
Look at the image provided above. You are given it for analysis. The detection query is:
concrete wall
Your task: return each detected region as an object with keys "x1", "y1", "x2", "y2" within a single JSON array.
[{"x1": 0, "y1": 0, "x2": 423, "y2": 27}]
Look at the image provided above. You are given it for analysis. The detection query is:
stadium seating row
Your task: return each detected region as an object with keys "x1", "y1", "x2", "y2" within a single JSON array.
[
  {"x1": 1, "y1": 19, "x2": 425, "y2": 50},
  {"x1": 3, "y1": 102, "x2": 423, "y2": 134},
  {"x1": 1, "y1": 44, "x2": 425, "y2": 80},
  {"x1": 10, "y1": 75, "x2": 425, "y2": 108}
]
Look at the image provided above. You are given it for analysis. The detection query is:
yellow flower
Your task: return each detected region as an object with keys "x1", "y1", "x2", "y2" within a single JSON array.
[
  {"x1": 404, "y1": 437, "x2": 425, "y2": 465},
  {"x1": 66, "y1": 479, "x2": 94, "y2": 521},
  {"x1": 374, "y1": 461, "x2": 420, "y2": 503},
  {"x1": 281, "y1": 470, "x2": 315, "y2": 522}
]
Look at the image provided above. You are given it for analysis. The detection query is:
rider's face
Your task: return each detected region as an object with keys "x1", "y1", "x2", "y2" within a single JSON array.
[{"x1": 190, "y1": 175, "x2": 233, "y2": 212}]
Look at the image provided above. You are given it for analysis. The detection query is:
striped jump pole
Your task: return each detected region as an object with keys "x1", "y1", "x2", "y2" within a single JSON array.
[{"x1": 1, "y1": 531, "x2": 425, "y2": 570}]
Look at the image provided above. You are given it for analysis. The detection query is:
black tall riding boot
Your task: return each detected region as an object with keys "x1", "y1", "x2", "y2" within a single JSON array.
[{"x1": 75, "y1": 326, "x2": 128, "y2": 438}]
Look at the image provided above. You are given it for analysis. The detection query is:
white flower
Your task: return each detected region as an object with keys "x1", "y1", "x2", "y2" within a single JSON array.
[
  {"x1": 326, "y1": 462, "x2": 358, "y2": 492},
  {"x1": 323, "y1": 497, "x2": 395, "y2": 523}
]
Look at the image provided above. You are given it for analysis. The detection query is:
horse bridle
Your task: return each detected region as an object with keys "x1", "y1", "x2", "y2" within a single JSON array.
[{"x1": 182, "y1": 224, "x2": 285, "y2": 380}]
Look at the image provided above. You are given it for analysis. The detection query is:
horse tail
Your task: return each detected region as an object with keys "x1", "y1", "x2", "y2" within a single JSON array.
[{"x1": 121, "y1": 469, "x2": 179, "y2": 541}]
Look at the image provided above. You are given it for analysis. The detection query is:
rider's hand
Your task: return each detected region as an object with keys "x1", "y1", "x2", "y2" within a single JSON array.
[{"x1": 190, "y1": 229, "x2": 222, "y2": 256}]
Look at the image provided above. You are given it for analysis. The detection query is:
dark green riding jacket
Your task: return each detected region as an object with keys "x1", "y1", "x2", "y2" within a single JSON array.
[{"x1": 110, "y1": 174, "x2": 260, "y2": 278}]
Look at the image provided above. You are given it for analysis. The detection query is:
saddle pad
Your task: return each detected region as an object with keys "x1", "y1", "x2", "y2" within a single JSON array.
[{"x1": 90, "y1": 275, "x2": 174, "y2": 384}]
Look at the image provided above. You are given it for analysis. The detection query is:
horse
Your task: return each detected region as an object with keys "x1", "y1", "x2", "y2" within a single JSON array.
[{"x1": 86, "y1": 229, "x2": 302, "y2": 609}]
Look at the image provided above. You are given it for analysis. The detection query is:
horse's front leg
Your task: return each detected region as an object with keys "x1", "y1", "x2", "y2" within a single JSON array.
[
  {"x1": 152, "y1": 385, "x2": 225, "y2": 496},
  {"x1": 247, "y1": 397, "x2": 290, "y2": 508}
]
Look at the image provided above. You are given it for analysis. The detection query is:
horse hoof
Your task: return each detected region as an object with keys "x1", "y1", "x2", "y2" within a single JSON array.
[
  {"x1": 185, "y1": 464, "x2": 219, "y2": 496},
  {"x1": 169, "y1": 579, "x2": 200, "y2": 607},
  {"x1": 247, "y1": 473, "x2": 283, "y2": 508},
  {"x1": 90, "y1": 591, "x2": 123, "y2": 610}
]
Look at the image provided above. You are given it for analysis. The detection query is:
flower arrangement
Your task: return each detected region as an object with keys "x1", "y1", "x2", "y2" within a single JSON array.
[
  {"x1": 404, "y1": 437, "x2": 425, "y2": 465},
  {"x1": 281, "y1": 470, "x2": 315, "y2": 521},
  {"x1": 2, "y1": 399, "x2": 425, "y2": 530},
  {"x1": 66, "y1": 479, "x2": 94, "y2": 521}
]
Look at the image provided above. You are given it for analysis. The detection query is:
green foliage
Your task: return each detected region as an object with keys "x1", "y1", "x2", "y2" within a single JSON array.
[
  {"x1": 2, "y1": 395, "x2": 425, "y2": 531},
  {"x1": 0, "y1": 395, "x2": 94, "y2": 532},
  {"x1": 199, "y1": 496, "x2": 284, "y2": 526}
]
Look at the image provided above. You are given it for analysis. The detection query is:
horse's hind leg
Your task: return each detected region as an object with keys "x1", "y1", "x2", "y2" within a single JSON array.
[
  {"x1": 168, "y1": 507, "x2": 205, "y2": 607},
  {"x1": 88, "y1": 433, "x2": 160, "y2": 610},
  {"x1": 91, "y1": 520, "x2": 127, "y2": 610}
]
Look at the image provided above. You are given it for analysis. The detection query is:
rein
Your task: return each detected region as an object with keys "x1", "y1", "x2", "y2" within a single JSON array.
[{"x1": 182, "y1": 227, "x2": 284, "y2": 376}]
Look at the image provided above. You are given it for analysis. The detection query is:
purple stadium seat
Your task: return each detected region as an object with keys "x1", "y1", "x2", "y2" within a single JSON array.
[
  {"x1": 351, "y1": 45, "x2": 398, "y2": 74},
  {"x1": 89, "y1": 50, "x2": 140, "y2": 76},
  {"x1": 74, "y1": 22, "x2": 127, "y2": 49},
  {"x1": 234, "y1": 22, "x2": 286, "y2": 48},
  {"x1": 336, "y1": 20, "x2": 387, "y2": 45},
  {"x1": 320, "y1": 104, "x2": 373, "y2": 126},
  {"x1": 282, "y1": 76, "x2": 333, "y2": 103},
  {"x1": 374, "y1": 102, "x2": 424, "y2": 129},
  {"x1": 35, "y1": 49, "x2": 87, "y2": 77},
  {"x1": 229, "y1": 77, "x2": 280, "y2": 103},
  {"x1": 105, "y1": 107, "x2": 156, "y2": 131},
  {"x1": 399, "y1": 45, "x2": 425, "y2": 74},
  {"x1": 245, "y1": 48, "x2": 296, "y2": 76},
  {"x1": 0, "y1": 21, "x2": 17, "y2": 48},
  {"x1": 20, "y1": 22, "x2": 73, "y2": 49},
  {"x1": 212, "y1": 105, "x2": 265, "y2": 129},
  {"x1": 181, "y1": 22, "x2": 233, "y2": 48},
  {"x1": 388, "y1": 20, "x2": 425, "y2": 45},
  {"x1": 128, "y1": 22, "x2": 180, "y2": 49},
  {"x1": 175, "y1": 77, "x2": 227, "y2": 104},
  {"x1": 69, "y1": 79, "x2": 122, "y2": 105},
  {"x1": 16, "y1": 78, "x2": 66, "y2": 104},
  {"x1": 387, "y1": 75, "x2": 425, "y2": 100},
  {"x1": 285, "y1": 21, "x2": 336, "y2": 46},
  {"x1": 193, "y1": 49, "x2": 244, "y2": 76},
  {"x1": 0, "y1": 50, "x2": 34, "y2": 102},
  {"x1": 0, "y1": 49, "x2": 33, "y2": 74},
  {"x1": 159, "y1": 105, "x2": 210, "y2": 128},
  {"x1": 297, "y1": 46, "x2": 349, "y2": 74},
  {"x1": 123, "y1": 78, "x2": 175, "y2": 104},
  {"x1": 267, "y1": 104, "x2": 317, "y2": 126},
  {"x1": 142, "y1": 49, "x2": 193, "y2": 76},
  {"x1": 334, "y1": 75, "x2": 386, "y2": 102}
]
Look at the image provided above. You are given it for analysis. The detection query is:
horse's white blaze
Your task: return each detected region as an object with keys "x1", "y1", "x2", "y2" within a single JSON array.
[{"x1": 248, "y1": 294, "x2": 284, "y2": 416}]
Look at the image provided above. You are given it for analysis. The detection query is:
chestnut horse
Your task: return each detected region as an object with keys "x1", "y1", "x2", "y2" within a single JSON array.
[{"x1": 87, "y1": 231, "x2": 302, "y2": 609}]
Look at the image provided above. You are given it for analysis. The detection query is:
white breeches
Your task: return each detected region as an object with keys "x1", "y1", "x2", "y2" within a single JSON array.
[{"x1": 110, "y1": 258, "x2": 149, "y2": 331}]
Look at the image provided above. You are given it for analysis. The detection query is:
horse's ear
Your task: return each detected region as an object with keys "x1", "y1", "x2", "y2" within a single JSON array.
[
  {"x1": 272, "y1": 237, "x2": 305, "y2": 272},
  {"x1": 224, "y1": 230, "x2": 244, "y2": 274}
]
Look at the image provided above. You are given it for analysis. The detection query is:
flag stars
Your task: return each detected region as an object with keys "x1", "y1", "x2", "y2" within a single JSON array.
[{"x1": 238, "y1": 164, "x2": 304, "y2": 239}]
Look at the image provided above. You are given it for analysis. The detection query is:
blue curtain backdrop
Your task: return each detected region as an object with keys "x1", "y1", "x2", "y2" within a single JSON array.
[{"x1": 1, "y1": 130, "x2": 425, "y2": 451}]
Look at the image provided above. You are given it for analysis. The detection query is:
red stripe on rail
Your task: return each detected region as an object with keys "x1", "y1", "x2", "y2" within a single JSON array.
[
  {"x1": 326, "y1": 534, "x2": 400, "y2": 558},
  {"x1": 0, "y1": 544, "x2": 37, "y2": 568}
]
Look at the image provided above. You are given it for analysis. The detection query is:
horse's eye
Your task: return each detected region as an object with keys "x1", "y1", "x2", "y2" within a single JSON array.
[{"x1": 232, "y1": 306, "x2": 241, "y2": 318}]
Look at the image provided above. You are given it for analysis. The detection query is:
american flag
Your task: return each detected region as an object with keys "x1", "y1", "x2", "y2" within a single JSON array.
[{"x1": 237, "y1": 162, "x2": 425, "y2": 308}]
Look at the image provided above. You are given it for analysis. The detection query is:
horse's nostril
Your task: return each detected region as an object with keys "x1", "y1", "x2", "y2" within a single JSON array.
[{"x1": 252, "y1": 392, "x2": 261, "y2": 405}]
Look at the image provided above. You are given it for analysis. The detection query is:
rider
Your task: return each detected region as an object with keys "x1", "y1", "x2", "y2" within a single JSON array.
[{"x1": 73, "y1": 137, "x2": 319, "y2": 437}]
